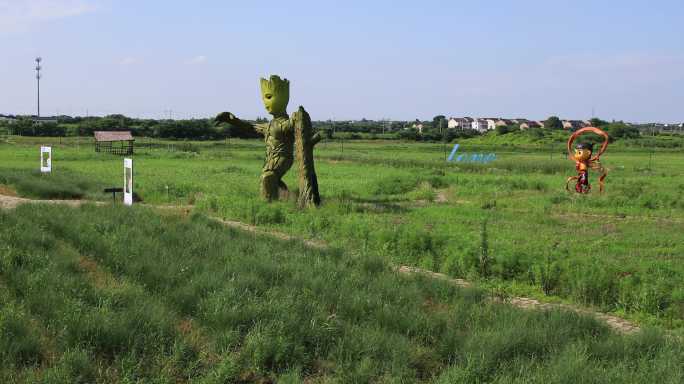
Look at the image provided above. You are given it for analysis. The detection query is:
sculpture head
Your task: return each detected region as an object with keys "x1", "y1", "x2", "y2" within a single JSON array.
[
  {"x1": 574, "y1": 142, "x2": 593, "y2": 162},
  {"x1": 260, "y1": 75, "x2": 290, "y2": 116}
]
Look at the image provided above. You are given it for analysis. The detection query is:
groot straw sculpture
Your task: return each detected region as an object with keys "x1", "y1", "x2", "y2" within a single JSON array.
[{"x1": 216, "y1": 75, "x2": 320, "y2": 206}]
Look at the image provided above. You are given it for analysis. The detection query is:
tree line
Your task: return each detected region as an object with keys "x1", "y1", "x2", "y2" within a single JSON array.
[
  {"x1": 0, "y1": 115, "x2": 260, "y2": 140},
  {"x1": 0, "y1": 114, "x2": 646, "y2": 142}
]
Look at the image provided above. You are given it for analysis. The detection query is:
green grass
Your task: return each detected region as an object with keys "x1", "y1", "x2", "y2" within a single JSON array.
[
  {"x1": 0, "y1": 204, "x2": 682, "y2": 382},
  {"x1": 0, "y1": 137, "x2": 682, "y2": 332},
  {"x1": 0, "y1": 168, "x2": 105, "y2": 200}
]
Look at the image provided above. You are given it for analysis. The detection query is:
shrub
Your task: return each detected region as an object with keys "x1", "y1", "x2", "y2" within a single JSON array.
[{"x1": 536, "y1": 248, "x2": 565, "y2": 295}]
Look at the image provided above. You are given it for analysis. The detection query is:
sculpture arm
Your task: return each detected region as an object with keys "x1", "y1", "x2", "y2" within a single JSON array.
[
  {"x1": 254, "y1": 123, "x2": 269, "y2": 135},
  {"x1": 215, "y1": 112, "x2": 265, "y2": 136}
]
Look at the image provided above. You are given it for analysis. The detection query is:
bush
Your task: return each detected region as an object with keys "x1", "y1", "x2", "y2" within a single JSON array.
[
  {"x1": 606, "y1": 122, "x2": 640, "y2": 140},
  {"x1": 398, "y1": 128, "x2": 420, "y2": 141},
  {"x1": 495, "y1": 125, "x2": 510, "y2": 135}
]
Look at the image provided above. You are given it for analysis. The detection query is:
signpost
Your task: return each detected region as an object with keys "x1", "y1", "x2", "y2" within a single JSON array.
[
  {"x1": 124, "y1": 158, "x2": 133, "y2": 206},
  {"x1": 40, "y1": 146, "x2": 51, "y2": 173}
]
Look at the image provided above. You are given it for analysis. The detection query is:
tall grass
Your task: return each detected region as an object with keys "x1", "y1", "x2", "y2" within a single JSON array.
[
  {"x1": 1, "y1": 142, "x2": 683, "y2": 330},
  {"x1": 0, "y1": 168, "x2": 104, "y2": 199},
  {"x1": 0, "y1": 205, "x2": 681, "y2": 382}
]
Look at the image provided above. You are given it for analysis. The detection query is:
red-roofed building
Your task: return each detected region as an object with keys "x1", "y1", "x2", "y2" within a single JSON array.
[{"x1": 94, "y1": 131, "x2": 134, "y2": 155}]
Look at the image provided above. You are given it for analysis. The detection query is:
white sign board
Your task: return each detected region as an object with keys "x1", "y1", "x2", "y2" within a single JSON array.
[
  {"x1": 40, "y1": 146, "x2": 52, "y2": 173},
  {"x1": 124, "y1": 158, "x2": 133, "y2": 206}
]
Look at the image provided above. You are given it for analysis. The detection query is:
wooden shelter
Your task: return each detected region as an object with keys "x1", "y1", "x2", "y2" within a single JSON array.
[{"x1": 94, "y1": 131, "x2": 134, "y2": 155}]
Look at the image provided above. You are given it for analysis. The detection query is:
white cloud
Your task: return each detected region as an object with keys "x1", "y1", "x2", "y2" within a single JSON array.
[
  {"x1": 187, "y1": 55, "x2": 207, "y2": 65},
  {"x1": 0, "y1": 0, "x2": 98, "y2": 34},
  {"x1": 119, "y1": 57, "x2": 138, "y2": 66}
]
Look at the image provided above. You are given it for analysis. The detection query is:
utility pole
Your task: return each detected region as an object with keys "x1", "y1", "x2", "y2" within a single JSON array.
[
  {"x1": 336, "y1": 120, "x2": 344, "y2": 157},
  {"x1": 440, "y1": 119, "x2": 446, "y2": 161},
  {"x1": 35, "y1": 57, "x2": 42, "y2": 118}
]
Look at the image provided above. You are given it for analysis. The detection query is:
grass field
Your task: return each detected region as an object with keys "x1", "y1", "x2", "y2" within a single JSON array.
[
  {"x1": 0, "y1": 136, "x2": 683, "y2": 381},
  {"x1": 0, "y1": 204, "x2": 682, "y2": 382}
]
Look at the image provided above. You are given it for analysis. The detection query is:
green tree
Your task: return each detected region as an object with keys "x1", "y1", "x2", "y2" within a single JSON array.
[
  {"x1": 398, "y1": 128, "x2": 420, "y2": 141},
  {"x1": 605, "y1": 122, "x2": 640, "y2": 140},
  {"x1": 526, "y1": 127, "x2": 545, "y2": 139},
  {"x1": 432, "y1": 115, "x2": 446, "y2": 130},
  {"x1": 590, "y1": 117, "x2": 609, "y2": 127},
  {"x1": 13, "y1": 117, "x2": 35, "y2": 136},
  {"x1": 65, "y1": 124, "x2": 80, "y2": 137},
  {"x1": 495, "y1": 125, "x2": 511, "y2": 135},
  {"x1": 36, "y1": 122, "x2": 65, "y2": 137},
  {"x1": 545, "y1": 116, "x2": 563, "y2": 130}
]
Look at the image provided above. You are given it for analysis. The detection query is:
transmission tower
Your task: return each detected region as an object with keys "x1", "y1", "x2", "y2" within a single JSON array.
[{"x1": 35, "y1": 57, "x2": 42, "y2": 117}]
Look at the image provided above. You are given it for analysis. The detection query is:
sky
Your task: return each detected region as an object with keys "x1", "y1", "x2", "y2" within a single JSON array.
[{"x1": 0, "y1": 0, "x2": 682, "y2": 122}]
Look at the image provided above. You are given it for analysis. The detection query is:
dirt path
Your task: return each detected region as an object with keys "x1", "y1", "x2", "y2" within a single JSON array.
[
  {"x1": 552, "y1": 211, "x2": 684, "y2": 223},
  {"x1": 0, "y1": 193, "x2": 190, "y2": 211},
  {"x1": 0, "y1": 194, "x2": 102, "y2": 209},
  {"x1": 212, "y1": 214, "x2": 641, "y2": 334},
  {"x1": 214, "y1": 217, "x2": 327, "y2": 249},
  {"x1": 0, "y1": 193, "x2": 643, "y2": 335},
  {"x1": 395, "y1": 266, "x2": 639, "y2": 334}
]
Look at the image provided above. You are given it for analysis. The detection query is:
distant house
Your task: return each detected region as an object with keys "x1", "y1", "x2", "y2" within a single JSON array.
[
  {"x1": 520, "y1": 121, "x2": 542, "y2": 130},
  {"x1": 472, "y1": 119, "x2": 489, "y2": 133},
  {"x1": 495, "y1": 119, "x2": 515, "y2": 127},
  {"x1": 94, "y1": 131, "x2": 134, "y2": 155},
  {"x1": 562, "y1": 120, "x2": 586, "y2": 130},
  {"x1": 447, "y1": 117, "x2": 473, "y2": 130},
  {"x1": 485, "y1": 119, "x2": 499, "y2": 131}
]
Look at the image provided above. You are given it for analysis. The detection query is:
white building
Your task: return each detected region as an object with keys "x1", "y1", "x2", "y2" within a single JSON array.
[
  {"x1": 562, "y1": 120, "x2": 587, "y2": 130},
  {"x1": 411, "y1": 120, "x2": 424, "y2": 133},
  {"x1": 472, "y1": 119, "x2": 489, "y2": 133},
  {"x1": 520, "y1": 121, "x2": 542, "y2": 130},
  {"x1": 496, "y1": 119, "x2": 515, "y2": 127},
  {"x1": 448, "y1": 117, "x2": 474, "y2": 130}
]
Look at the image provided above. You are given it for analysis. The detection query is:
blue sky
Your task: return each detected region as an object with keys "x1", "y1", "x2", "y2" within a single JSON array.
[{"x1": 1, "y1": 0, "x2": 682, "y2": 122}]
